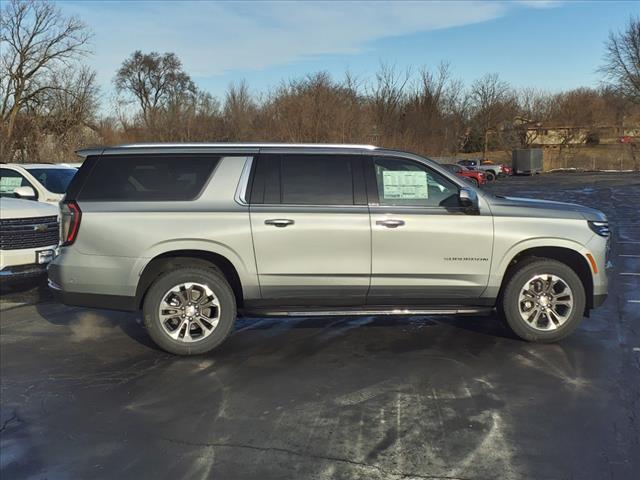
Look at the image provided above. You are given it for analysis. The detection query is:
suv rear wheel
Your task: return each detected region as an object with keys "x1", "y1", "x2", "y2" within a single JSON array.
[
  {"x1": 500, "y1": 259, "x2": 586, "y2": 342},
  {"x1": 143, "y1": 266, "x2": 236, "y2": 355}
]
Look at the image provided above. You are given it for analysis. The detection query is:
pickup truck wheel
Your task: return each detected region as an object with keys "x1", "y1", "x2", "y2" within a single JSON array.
[
  {"x1": 485, "y1": 171, "x2": 496, "y2": 182},
  {"x1": 143, "y1": 267, "x2": 236, "y2": 355},
  {"x1": 500, "y1": 259, "x2": 585, "y2": 343}
]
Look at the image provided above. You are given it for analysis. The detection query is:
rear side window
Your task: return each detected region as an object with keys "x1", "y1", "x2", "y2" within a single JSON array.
[
  {"x1": 77, "y1": 155, "x2": 219, "y2": 201},
  {"x1": 24, "y1": 168, "x2": 76, "y2": 194},
  {"x1": 250, "y1": 154, "x2": 365, "y2": 205}
]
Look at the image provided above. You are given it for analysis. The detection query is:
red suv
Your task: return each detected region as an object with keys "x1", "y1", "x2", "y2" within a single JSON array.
[{"x1": 442, "y1": 164, "x2": 486, "y2": 186}]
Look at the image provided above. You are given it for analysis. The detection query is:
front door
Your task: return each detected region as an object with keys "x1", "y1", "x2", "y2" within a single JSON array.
[
  {"x1": 367, "y1": 155, "x2": 493, "y2": 305},
  {"x1": 249, "y1": 153, "x2": 371, "y2": 306}
]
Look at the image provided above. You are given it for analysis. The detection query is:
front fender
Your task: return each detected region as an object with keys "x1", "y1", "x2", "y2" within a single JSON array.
[{"x1": 483, "y1": 236, "x2": 594, "y2": 299}]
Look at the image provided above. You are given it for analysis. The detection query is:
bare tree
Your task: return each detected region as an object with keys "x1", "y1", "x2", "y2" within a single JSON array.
[
  {"x1": 222, "y1": 80, "x2": 256, "y2": 140},
  {"x1": 470, "y1": 73, "x2": 513, "y2": 158},
  {"x1": 40, "y1": 67, "x2": 99, "y2": 135},
  {"x1": 369, "y1": 63, "x2": 411, "y2": 145},
  {"x1": 114, "y1": 51, "x2": 196, "y2": 129},
  {"x1": 599, "y1": 15, "x2": 640, "y2": 103},
  {"x1": 0, "y1": 0, "x2": 91, "y2": 157},
  {"x1": 401, "y1": 62, "x2": 466, "y2": 153}
]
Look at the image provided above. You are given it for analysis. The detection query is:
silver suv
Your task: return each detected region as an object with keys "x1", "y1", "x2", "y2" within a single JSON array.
[{"x1": 48, "y1": 144, "x2": 609, "y2": 355}]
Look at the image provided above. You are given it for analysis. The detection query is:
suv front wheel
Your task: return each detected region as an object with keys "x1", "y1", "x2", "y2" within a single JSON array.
[
  {"x1": 143, "y1": 266, "x2": 236, "y2": 355},
  {"x1": 500, "y1": 259, "x2": 586, "y2": 342}
]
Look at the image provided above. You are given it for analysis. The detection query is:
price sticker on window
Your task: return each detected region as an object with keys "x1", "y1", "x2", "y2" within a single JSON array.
[
  {"x1": 382, "y1": 171, "x2": 429, "y2": 200},
  {"x1": 0, "y1": 177, "x2": 22, "y2": 194}
]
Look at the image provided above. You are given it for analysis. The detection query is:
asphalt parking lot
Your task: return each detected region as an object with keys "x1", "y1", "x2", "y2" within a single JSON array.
[{"x1": 1, "y1": 172, "x2": 639, "y2": 480}]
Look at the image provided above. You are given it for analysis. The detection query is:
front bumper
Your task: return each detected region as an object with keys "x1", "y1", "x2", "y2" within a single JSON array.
[
  {"x1": 0, "y1": 263, "x2": 48, "y2": 280},
  {"x1": 593, "y1": 293, "x2": 608, "y2": 308},
  {"x1": 0, "y1": 245, "x2": 57, "y2": 281}
]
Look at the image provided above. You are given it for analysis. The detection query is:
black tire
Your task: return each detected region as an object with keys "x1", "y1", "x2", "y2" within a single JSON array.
[
  {"x1": 143, "y1": 266, "x2": 237, "y2": 355},
  {"x1": 485, "y1": 171, "x2": 496, "y2": 182},
  {"x1": 470, "y1": 177, "x2": 479, "y2": 187},
  {"x1": 499, "y1": 259, "x2": 586, "y2": 343}
]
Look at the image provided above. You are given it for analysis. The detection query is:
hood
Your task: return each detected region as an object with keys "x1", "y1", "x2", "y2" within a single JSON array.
[
  {"x1": 487, "y1": 195, "x2": 607, "y2": 221},
  {"x1": 0, "y1": 197, "x2": 59, "y2": 220}
]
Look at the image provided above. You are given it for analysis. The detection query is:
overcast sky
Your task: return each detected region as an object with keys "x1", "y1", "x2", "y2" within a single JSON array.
[{"x1": 56, "y1": 0, "x2": 639, "y2": 110}]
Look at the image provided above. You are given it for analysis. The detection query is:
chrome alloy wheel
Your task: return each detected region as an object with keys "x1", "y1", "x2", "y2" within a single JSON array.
[
  {"x1": 158, "y1": 282, "x2": 221, "y2": 342},
  {"x1": 518, "y1": 274, "x2": 574, "y2": 331}
]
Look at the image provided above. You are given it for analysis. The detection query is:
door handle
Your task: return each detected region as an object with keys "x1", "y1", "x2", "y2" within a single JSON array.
[
  {"x1": 265, "y1": 219, "x2": 295, "y2": 228},
  {"x1": 376, "y1": 219, "x2": 405, "y2": 228}
]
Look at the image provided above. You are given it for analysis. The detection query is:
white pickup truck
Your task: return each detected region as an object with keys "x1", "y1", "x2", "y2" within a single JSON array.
[
  {"x1": 456, "y1": 159, "x2": 510, "y2": 181},
  {"x1": 0, "y1": 197, "x2": 59, "y2": 283}
]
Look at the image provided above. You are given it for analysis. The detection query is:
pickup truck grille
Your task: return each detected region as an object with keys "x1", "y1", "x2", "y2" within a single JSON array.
[{"x1": 0, "y1": 215, "x2": 59, "y2": 250}]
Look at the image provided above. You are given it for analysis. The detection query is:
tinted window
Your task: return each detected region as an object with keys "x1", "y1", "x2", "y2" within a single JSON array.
[
  {"x1": 0, "y1": 168, "x2": 34, "y2": 198},
  {"x1": 78, "y1": 155, "x2": 219, "y2": 201},
  {"x1": 373, "y1": 157, "x2": 458, "y2": 207},
  {"x1": 250, "y1": 155, "x2": 281, "y2": 204},
  {"x1": 250, "y1": 154, "x2": 360, "y2": 205},
  {"x1": 24, "y1": 168, "x2": 77, "y2": 194},
  {"x1": 281, "y1": 155, "x2": 354, "y2": 205}
]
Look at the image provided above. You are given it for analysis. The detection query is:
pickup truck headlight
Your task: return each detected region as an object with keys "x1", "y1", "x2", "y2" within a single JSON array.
[{"x1": 588, "y1": 221, "x2": 610, "y2": 237}]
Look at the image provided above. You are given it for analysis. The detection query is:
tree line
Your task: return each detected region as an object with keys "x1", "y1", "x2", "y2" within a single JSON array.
[{"x1": 1, "y1": 0, "x2": 639, "y2": 162}]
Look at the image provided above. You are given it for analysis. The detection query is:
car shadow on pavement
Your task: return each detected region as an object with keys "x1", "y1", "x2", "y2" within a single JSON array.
[
  {"x1": 235, "y1": 312, "x2": 516, "y2": 338},
  {"x1": 0, "y1": 275, "x2": 51, "y2": 303},
  {"x1": 34, "y1": 302, "x2": 162, "y2": 352},
  {"x1": 34, "y1": 300, "x2": 517, "y2": 357}
]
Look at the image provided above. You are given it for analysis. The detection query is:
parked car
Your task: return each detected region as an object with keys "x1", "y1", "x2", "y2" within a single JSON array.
[
  {"x1": 49, "y1": 143, "x2": 609, "y2": 355},
  {"x1": 456, "y1": 159, "x2": 511, "y2": 180},
  {"x1": 0, "y1": 164, "x2": 78, "y2": 205},
  {"x1": 0, "y1": 197, "x2": 59, "y2": 283},
  {"x1": 442, "y1": 164, "x2": 486, "y2": 186}
]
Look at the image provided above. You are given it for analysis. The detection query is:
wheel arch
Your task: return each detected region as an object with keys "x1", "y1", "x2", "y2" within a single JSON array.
[
  {"x1": 135, "y1": 250, "x2": 245, "y2": 309},
  {"x1": 497, "y1": 246, "x2": 594, "y2": 313}
]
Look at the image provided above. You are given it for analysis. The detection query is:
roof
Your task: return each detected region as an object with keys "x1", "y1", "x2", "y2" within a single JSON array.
[
  {"x1": 76, "y1": 143, "x2": 379, "y2": 158},
  {"x1": 6, "y1": 163, "x2": 77, "y2": 169}
]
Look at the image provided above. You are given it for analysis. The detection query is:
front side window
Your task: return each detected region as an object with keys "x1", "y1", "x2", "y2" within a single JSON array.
[
  {"x1": 373, "y1": 157, "x2": 458, "y2": 207},
  {"x1": 25, "y1": 168, "x2": 77, "y2": 194},
  {"x1": 0, "y1": 168, "x2": 34, "y2": 198},
  {"x1": 78, "y1": 155, "x2": 219, "y2": 201}
]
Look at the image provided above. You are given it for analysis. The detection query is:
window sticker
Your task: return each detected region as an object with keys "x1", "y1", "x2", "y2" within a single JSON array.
[
  {"x1": 382, "y1": 170, "x2": 428, "y2": 199},
  {"x1": 0, "y1": 177, "x2": 22, "y2": 193}
]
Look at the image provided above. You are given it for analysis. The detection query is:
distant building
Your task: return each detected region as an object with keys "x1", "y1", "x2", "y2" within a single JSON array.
[{"x1": 521, "y1": 124, "x2": 639, "y2": 147}]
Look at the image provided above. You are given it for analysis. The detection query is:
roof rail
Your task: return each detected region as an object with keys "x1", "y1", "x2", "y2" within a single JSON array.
[
  {"x1": 75, "y1": 143, "x2": 379, "y2": 158},
  {"x1": 114, "y1": 142, "x2": 378, "y2": 149}
]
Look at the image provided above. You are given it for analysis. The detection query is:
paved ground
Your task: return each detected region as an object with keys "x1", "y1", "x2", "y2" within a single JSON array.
[{"x1": 1, "y1": 172, "x2": 639, "y2": 480}]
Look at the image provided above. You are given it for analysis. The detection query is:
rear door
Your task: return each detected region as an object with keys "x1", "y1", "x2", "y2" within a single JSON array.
[
  {"x1": 367, "y1": 155, "x2": 493, "y2": 304},
  {"x1": 249, "y1": 153, "x2": 371, "y2": 306}
]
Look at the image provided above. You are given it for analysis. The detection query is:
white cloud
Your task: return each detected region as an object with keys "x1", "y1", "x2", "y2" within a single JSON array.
[
  {"x1": 516, "y1": 0, "x2": 562, "y2": 8},
  {"x1": 61, "y1": 0, "x2": 511, "y2": 85}
]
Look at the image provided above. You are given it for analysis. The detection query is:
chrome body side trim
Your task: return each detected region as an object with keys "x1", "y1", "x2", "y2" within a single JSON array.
[
  {"x1": 234, "y1": 157, "x2": 254, "y2": 206},
  {"x1": 241, "y1": 307, "x2": 493, "y2": 317}
]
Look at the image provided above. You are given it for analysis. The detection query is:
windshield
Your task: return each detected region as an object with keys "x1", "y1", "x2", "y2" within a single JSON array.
[{"x1": 25, "y1": 167, "x2": 77, "y2": 194}]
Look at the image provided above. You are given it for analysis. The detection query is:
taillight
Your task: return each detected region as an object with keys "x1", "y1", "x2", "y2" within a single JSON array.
[{"x1": 61, "y1": 201, "x2": 82, "y2": 246}]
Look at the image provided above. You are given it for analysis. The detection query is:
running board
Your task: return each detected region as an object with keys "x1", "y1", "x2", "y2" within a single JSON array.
[{"x1": 240, "y1": 306, "x2": 494, "y2": 317}]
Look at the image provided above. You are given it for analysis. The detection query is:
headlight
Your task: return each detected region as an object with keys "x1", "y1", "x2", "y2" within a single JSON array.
[{"x1": 588, "y1": 221, "x2": 610, "y2": 237}]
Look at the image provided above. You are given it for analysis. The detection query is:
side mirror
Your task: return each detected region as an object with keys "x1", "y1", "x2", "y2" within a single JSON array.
[
  {"x1": 14, "y1": 186, "x2": 37, "y2": 200},
  {"x1": 459, "y1": 188, "x2": 478, "y2": 212}
]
